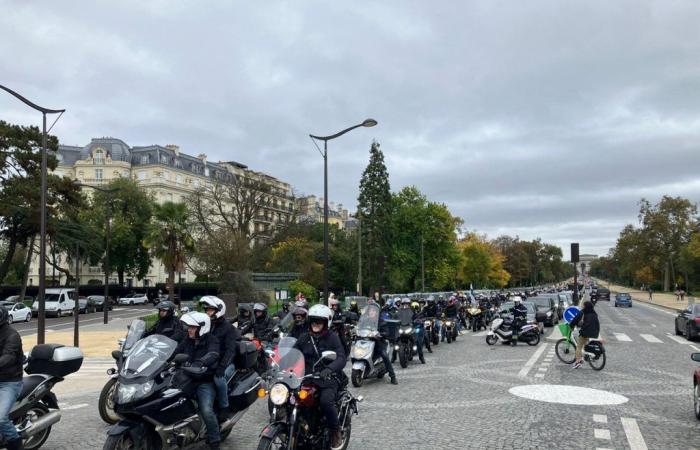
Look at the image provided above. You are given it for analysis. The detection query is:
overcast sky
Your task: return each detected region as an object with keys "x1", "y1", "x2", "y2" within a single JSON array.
[{"x1": 2, "y1": 1, "x2": 700, "y2": 259}]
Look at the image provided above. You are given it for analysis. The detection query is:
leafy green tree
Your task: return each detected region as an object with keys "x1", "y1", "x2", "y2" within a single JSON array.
[
  {"x1": 357, "y1": 141, "x2": 392, "y2": 295},
  {"x1": 266, "y1": 237, "x2": 323, "y2": 287},
  {"x1": 288, "y1": 279, "x2": 318, "y2": 304},
  {"x1": 144, "y1": 202, "x2": 194, "y2": 301}
]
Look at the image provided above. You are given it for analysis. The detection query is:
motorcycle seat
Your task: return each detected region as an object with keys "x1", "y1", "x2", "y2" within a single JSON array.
[{"x1": 19, "y1": 375, "x2": 47, "y2": 400}]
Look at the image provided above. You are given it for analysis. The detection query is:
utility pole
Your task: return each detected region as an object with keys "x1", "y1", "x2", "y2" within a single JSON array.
[
  {"x1": 421, "y1": 234, "x2": 425, "y2": 292},
  {"x1": 357, "y1": 216, "x2": 362, "y2": 295},
  {"x1": 74, "y1": 243, "x2": 80, "y2": 347}
]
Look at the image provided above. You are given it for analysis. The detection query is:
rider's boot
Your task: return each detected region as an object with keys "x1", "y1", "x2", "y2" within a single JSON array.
[{"x1": 6, "y1": 438, "x2": 24, "y2": 450}]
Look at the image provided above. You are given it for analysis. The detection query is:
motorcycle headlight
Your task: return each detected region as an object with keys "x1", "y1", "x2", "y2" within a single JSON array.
[
  {"x1": 445, "y1": 321, "x2": 452, "y2": 326},
  {"x1": 270, "y1": 383, "x2": 289, "y2": 406},
  {"x1": 404, "y1": 327, "x2": 413, "y2": 334},
  {"x1": 351, "y1": 344, "x2": 371, "y2": 359},
  {"x1": 399, "y1": 329, "x2": 404, "y2": 334},
  {"x1": 546, "y1": 312, "x2": 552, "y2": 317},
  {"x1": 116, "y1": 380, "x2": 154, "y2": 404},
  {"x1": 424, "y1": 321, "x2": 431, "y2": 327}
]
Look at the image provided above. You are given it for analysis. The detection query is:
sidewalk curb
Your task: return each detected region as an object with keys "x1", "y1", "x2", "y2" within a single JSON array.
[{"x1": 601, "y1": 281, "x2": 684, "y2": 313}]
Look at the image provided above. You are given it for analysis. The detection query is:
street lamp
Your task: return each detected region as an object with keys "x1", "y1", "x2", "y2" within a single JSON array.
[
  {"x1": 0, "y1": 84, "x2": 65, "y2": 345},
  {"x1": 309, "y1": 118, "x2": 377, "y2": 304},
  {"x1": 77, "y1": 183, "x2": 120, "y2": 324}
]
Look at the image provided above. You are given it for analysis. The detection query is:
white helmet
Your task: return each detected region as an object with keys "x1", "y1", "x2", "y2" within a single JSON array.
[
  {"x1": 512, "y1": 296, "x2": 522, "y2": 304},
  {"x1": 308, "y1": 304, "x2": 333, "y2": 328},
  {"x1": 180, "y1": 311, "x2": 211, "y2": 337},
  {"x1": 199, "y1": 295, "x2": 226, "y2": 319}
]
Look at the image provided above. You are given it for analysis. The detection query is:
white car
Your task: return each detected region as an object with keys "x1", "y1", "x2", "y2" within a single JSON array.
[
  {"x1": 0, "y1": 302, "x2": 32, "y2": 323},
  {"x1": 118, "y1": 293, "x2": 149, "y2": 305}
]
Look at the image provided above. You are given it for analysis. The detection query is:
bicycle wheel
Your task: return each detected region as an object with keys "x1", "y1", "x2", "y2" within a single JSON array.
[
  {"x1": 588, "y1": 352, "x2": 606, "y2": 371},
  {"x1": 555, "y1": 338, "x2": 576, "y2": 364}
]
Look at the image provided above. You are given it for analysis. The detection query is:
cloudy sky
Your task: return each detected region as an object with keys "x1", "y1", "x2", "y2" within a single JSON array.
[{"x1": 2, "y1": 0, "x2": 700, "y2": 259}]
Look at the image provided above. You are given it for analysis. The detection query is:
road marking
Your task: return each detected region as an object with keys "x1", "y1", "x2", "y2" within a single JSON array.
[
  {"x1": 666, "y1": 334, "x2": 690, "y2": 345},
  {"x1": 621, "y1": 417, "x2": 648, "y2": 450},
  {"x1": 62, "y1": 403, "x2": 88, "y2": 411},
  {"x1": 534, "y1": 373, "x2": 545, "y2": 378},
  {"x1": 518, "y1": 343, "x2": 548, "y2": 378},
  {"x1": 537, "y1": 367, "x2": 547, "y2": 371},
  {"x1": 651, "y1": 324, "x2": 657, "y2": 328},
  {"x1": 690, "y1": 345, "x2": 700, "y2": 352},
  {"x1": 614, "y1": 333, "x2": 632, "y2": 342},
  {"x1": 471, "y1": 330, "x2": 488, "y2": 337},
  {"x1": 639, "y1": 334, "x2": 663, "y2": 343},
  {"x1": 594, "y1": 428, "x2": 611, "y2": 440},
  {"x1": 593, "y1": 414, "x2": 608, "y2": 423}
]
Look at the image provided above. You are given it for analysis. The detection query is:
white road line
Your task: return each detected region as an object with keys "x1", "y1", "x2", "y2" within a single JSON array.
[
  {"x1": 62, "y1": 403, "x2": 88, "y2": 411},
  {"x1": 666, "y1": 334, "x2": 690, "y2": 345},
  {"x1": 593, "y1": 414, "x2": 608, "y2": 423},
  {"x1": 534, "y1": 373, "x2": 545, "y2": 378},
  {"x1": 621, "y1": 417, "x2": 648, "y2": 450},
  {"x1": 518, "y1": 343, "x2": 548, "y2": 378},
  {"x1": 471, "y1": 331, "x2": 488, "y2": 337},
  {"x1": 651, "y1": 324, "x2": 657, "y2": 328},
  {"x1": 639, "y1": 334, "x2": 663, "y2": 343},
  {"x1": 594, "y1": 429, "x2": 611, "y2": 440},
  {"x1": 614, "y1": 333, "x2": 632, "y2": 342},
  {"x1": 537, "y1": 367, "x2": 547, "y2": 371},
  {"x1": 690, "y1": 345, "x2": 700, "y2": 352}
]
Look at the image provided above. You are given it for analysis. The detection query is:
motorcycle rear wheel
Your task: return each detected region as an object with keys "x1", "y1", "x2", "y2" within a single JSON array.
[
  {"x1": 98, "y1": 378, "x2": 121, "y2": 424},
  {"x1": 256, "y1": 428, "x2": 288, "y2": 450},
  {"x1": 20, "y1": 404, "x2": 52, "y2": 450},
  {"x1": 554, "y1": 338, "x2": 576, "y2": 364},
  {"x1": 527, "y1": 333, "x2": 540, "y2": 346},
  {"x1": 485, "y1": 335, "x2": 498, "y2": 345},
  {"x1": 351, "y1": 369, "x2": 364, "y2": 387}
]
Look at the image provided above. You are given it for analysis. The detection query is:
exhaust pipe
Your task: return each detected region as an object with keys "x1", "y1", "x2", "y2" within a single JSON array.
[{"x1": 20, "y1": 410, "x2": 61, "y2": 438}]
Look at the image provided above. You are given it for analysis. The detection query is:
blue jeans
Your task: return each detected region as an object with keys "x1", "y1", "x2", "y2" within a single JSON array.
[
  {"x1": 196, "y1": 382, "x2": 220, "y2": 444},
  {"x1": 213, "y1": 364, "x2": 235, "y2": 409},
  {"x1": 0, "y1": 381, "x2": 22, "y2": 441}
]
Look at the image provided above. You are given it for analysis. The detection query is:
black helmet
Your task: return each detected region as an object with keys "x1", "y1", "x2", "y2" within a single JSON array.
[
  {"x1": 0, "y1": 306, "x2": 8, "y2": 327},
  {"x1": 157, "y1": 301, "x2": 176, "y2": 317}
]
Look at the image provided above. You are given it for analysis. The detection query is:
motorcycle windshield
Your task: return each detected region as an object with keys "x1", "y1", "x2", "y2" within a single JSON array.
[
  {"x1": 398, "y1": 308, "x2": 413, "y2": 326},
  {"x1": 357, "y1": 304, "x2": 380, "y2": 337},
  {"x1": 123, "y1": 319, "x2": 146, "y2": 351},
  {"x1": 277, "y1": 310, "x2": 295, "y2": 333},
  {"x1": 271, "y1": 347, "x2": 305, "y2": 389},
  {"x1": 121, "y1": 335, "x2": 177, "y2": 379}
]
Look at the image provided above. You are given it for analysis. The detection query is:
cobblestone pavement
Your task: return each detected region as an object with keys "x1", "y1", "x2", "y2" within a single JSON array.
[{"x1": 31, "y1": 296, "x2": 700, "y2": 449}]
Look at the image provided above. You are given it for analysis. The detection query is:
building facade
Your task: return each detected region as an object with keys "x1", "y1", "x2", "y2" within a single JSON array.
[
  {"x1": 295, "y1": 195, "x2": 355, "y2": 230},
  {"x1": 28, "y1": 137, "x2": 293, "y2": 288}
]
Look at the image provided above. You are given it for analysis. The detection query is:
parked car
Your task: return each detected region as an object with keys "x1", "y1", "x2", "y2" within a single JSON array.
[
  {"x1": 690, "y1": 353, "x2": 700, "y2": 420},
  {"x1": 614, "y1": 293, "x2": 633, "y2": 308},
  {"x1": 0, "y1": 301, "x2": 32, "y2": 323},
  {"x1": 89, "y1": 295, "x2": 113, "y2": 312},
  {"x1": 78, "y1": 297, "x2": 97, "y2": 314},
  {"x1": 118, "y1": 293, "x2": 149, "y2": 305},
  {"x1": 31, "y1": 288, "x2": 76, "y2": 317},
  {"x1": 676, "y1": 304, "x2": 700, "y2": 341},
  {"x1": 531, "y1": 296, "x2": 559, "y2": 326},
  {"x1": 3, "y1": 295, "x2": 34, "y2": 305}
]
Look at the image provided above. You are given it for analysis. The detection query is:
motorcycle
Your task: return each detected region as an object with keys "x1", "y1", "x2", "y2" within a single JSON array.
[
  {"x1": 350, "y1": 303, "x2": 392, "y2": 387},
  {"x1": 429, "y1": 316, "x2": 440, "y2": 346},
  {"x1": 485, "y1": 315, "x2": 540, "y2": 346},
  {"x1": 257, "y1": 339, "x2": 361, "y2": 450},
  {"x1": 421, "y1": 318, "x2": 433, "y2": 353},
  {"x1": 395, "y1": 309, "x2": 417, "y2": 369},
  {"x1": 468, "y1": 306, "x2": 486, "y2": 332},
  {"x1": 103, "y1": 334, "x2": 262, "y2": 449},
  {"x1": 0, "y1": 344, "x2": 83, "y2": 450},
  {"x1": 98, "y1": 319, "x2": 146, "y2": 425},
  {"x1": 440, "y1": 315, "x2": 458, "y2": 343}
]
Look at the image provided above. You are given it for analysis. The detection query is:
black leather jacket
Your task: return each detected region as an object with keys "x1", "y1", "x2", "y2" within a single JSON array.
[
  {"x1": 293, "y1": 330, "x2": 345, "y2": 378},
  {"x1": 253, "y1": 314, "x2": 274, "y2": 341},
  {"x1": 0, "y1": 324, "x2": 23, "y2": 382},
  {"x1": 211, "y1": 316, "x2": 241, "y2": 373},
  {"x1": 174, "y1": 333, "x2": 220, "y2": 381},
  {"x1": 144, "y1": 315, "x2": 186, "y2": 343}
]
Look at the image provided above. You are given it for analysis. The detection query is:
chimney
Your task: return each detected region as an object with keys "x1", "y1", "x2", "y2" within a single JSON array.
[
  {"x1": 166, "y1": 144, "x2": 180, "y2": 156},
  {"x1": 197, "y1": 153, "x2": 207, "y2": 164}
]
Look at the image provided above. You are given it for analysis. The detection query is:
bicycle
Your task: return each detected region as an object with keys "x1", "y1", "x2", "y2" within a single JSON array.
[{"x1": 554, "y1": 323, "x2": 606, "y2": 370}]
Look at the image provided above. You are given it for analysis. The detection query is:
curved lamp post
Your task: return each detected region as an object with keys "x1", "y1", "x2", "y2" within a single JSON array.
[
  {"x1": 0, "y1": 84, "x2": 65, "y2": 344},
  {"x1": 309, "y1": 118, "x2": 377, "y2": 303}
]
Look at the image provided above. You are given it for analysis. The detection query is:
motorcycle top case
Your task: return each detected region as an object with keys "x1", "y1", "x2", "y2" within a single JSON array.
[
  {"x1": 229, "y1": 371, "x2": 261, "y2": 412},
  {"x1": 26, "y1": 344, "x2": 83, "y2": 377},
  {"x1": 233, "y1": 341, "x2": 258, "y2": 370}
]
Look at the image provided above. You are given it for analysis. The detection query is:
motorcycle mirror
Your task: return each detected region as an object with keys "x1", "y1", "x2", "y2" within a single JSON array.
[
  {"x1": 173, "y1": 353, "x2": 190, "y2": 365},
  {"x1": 321, "y1": 350, "x2": 337, "y2": 362},
  {"x1": 111, "y1": 350, "x2": 123, "y2": 360},
  {"x1": 265, "y1": 349, "x2": 275, "y2": 358}
]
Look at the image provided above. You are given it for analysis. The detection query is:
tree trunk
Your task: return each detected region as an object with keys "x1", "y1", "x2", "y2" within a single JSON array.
[
  {"x1": 167, "y1": 268, "x2": 175, "y2": 303},
  {"x1": 0, "y1": 234, "x2": 19, "y2": 284},
  {"x1": 118, "y1": 270, "x2": 124, "y2": 287},
  {"x1": 19, "y1": 235, "x2": 36, "y2": 300}
]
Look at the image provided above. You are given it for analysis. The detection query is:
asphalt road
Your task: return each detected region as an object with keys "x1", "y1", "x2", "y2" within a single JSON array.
[
  {"x1": 12, "y1": 305, "x2": 153, "y2": 337},
  {"x1": 23, "y1": 296, "x2": 700, "y2": 450}
]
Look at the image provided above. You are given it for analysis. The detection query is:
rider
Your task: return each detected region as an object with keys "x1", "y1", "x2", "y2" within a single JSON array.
[
  {"x1": 0, "y1": 306, "x2": 23, "y2": 450},
  {"x1": 348, "y1": 299, "x2": 360, "y2": 317},
  {"x1": 273, "y1": 300, "x2": 291, "y2": 322},
  {"x1": 176, "y1": 312, "x2": 221, "y2": 450},
  {"x1": 328, "y1": 298, "x2": 348, "y2": 352},
  {"x1": 293, "y1": 304, "x2": 346, "y2": 450},
  {"x1": 252, "y1": 303, "x2": 274, "y2": 341},
  {"x1": 402, "y1": 299, "x2": 426, "y2": 364},
  {"x1": 570, "y1": 300, "x2": 600, "y2": 369},
  {"x1": 510, "y1": 296, "x2": 529, "y2": 346},
  {"x1": 289, "y1": 306, "x2": 309, "y2": 339},
  {"x1": 199, "y1": 296, "x2": 240, "y2": 420},
  {"x1": 143, "y1": 300, "x2": 185, "y2": 342},
  {"x1": 443, "y1": 296, "x2": 460, "y2": 340},
  {"x1": 412, "y1": 301, "x2": 432, "y2": 354},
  {"x1": 233, "y1": 303, "x2": 254, "y2": 334},
  {"x1": 367, "y1": 300, "x2": 398, "y2": 385}
]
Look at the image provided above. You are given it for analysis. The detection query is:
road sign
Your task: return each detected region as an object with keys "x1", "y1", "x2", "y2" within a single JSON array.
[{"x1": 563, "y1": 306, "x2": 580, "y2": 323}]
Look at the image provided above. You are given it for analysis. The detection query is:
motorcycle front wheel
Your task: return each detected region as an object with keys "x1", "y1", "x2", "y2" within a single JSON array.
[
  {"x1": 485, "y1": 334, "x2": 498, "y2": 345},
  {"x1": 399, "y1": 344, "x2": 408, "y2": 368},
  {"x1": 555, "y1": 338, "x2": 576, "y2": 364},
  {"x1": 351, "y1": 368, "x2": 364, "y2": 387},
  {"x1": 103, "y1": 434, "x2": 139, "y2": 450},
  {"x1": 98, "y1": 378, "x2": 121, "y2": 424},
  {"x1": 432, "y1": 331, "x2": 439, "y2": 346},
  {"x1": 446, "y1": 330, "x2": 453, "y2": 344},
  {"x1": 20, "y1": 404, "x2": 51, "y2": 450},
  {"x1": 256, "y1": 427, "x2": 289, "y2": 450}
]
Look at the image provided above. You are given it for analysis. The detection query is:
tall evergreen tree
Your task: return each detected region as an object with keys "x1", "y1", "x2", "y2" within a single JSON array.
[{"x1": 357, "y1": 141, "x2": 392, "y2": 296}]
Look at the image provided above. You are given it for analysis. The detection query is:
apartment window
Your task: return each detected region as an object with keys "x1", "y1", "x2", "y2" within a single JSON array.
[
  {"x1": 194, "y1": 179, "x2": 200, "y2": 188},
  {"x1": 176, "y1": 174, "x2": 183, "y2": 184},
  {"x1": 167, "y1": 193, "x2": 173, "y2": 202},
  {"x1": 94, "y1": 149, "x2": 104, "y2": 164},
  {"x1": 95, "y1": 169, "x2": 103, "y2": 180},
  {"x1": 138, "y1": 171, "x2": 147, "y2": 180},
  {"x1": 163, "y1": 171, "x2": 170, "y2": 180},
  {"x1": 160, "y1": 155, "x2": 168, "y2": 164},
  {"x1": 140, "y1": 155, "x2": 149, "y2": 164}
]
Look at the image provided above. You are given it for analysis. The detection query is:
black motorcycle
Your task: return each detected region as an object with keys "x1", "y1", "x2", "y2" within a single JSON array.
[
  {"x1": 395, "y1": 309, "x2": 417, "y2": 368},
  {"x1": 103, "y1": 334, "x2": 261, "y2": 449},
  {"x1": 1, "y1": 344, "x2": 83, "y2": 450},
  {"x1": 258, "y1": 339, "x2": 361, "y2": 450},
  {"x1": 440, "y1": 315, "x2": 458, "y2": 343}
]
